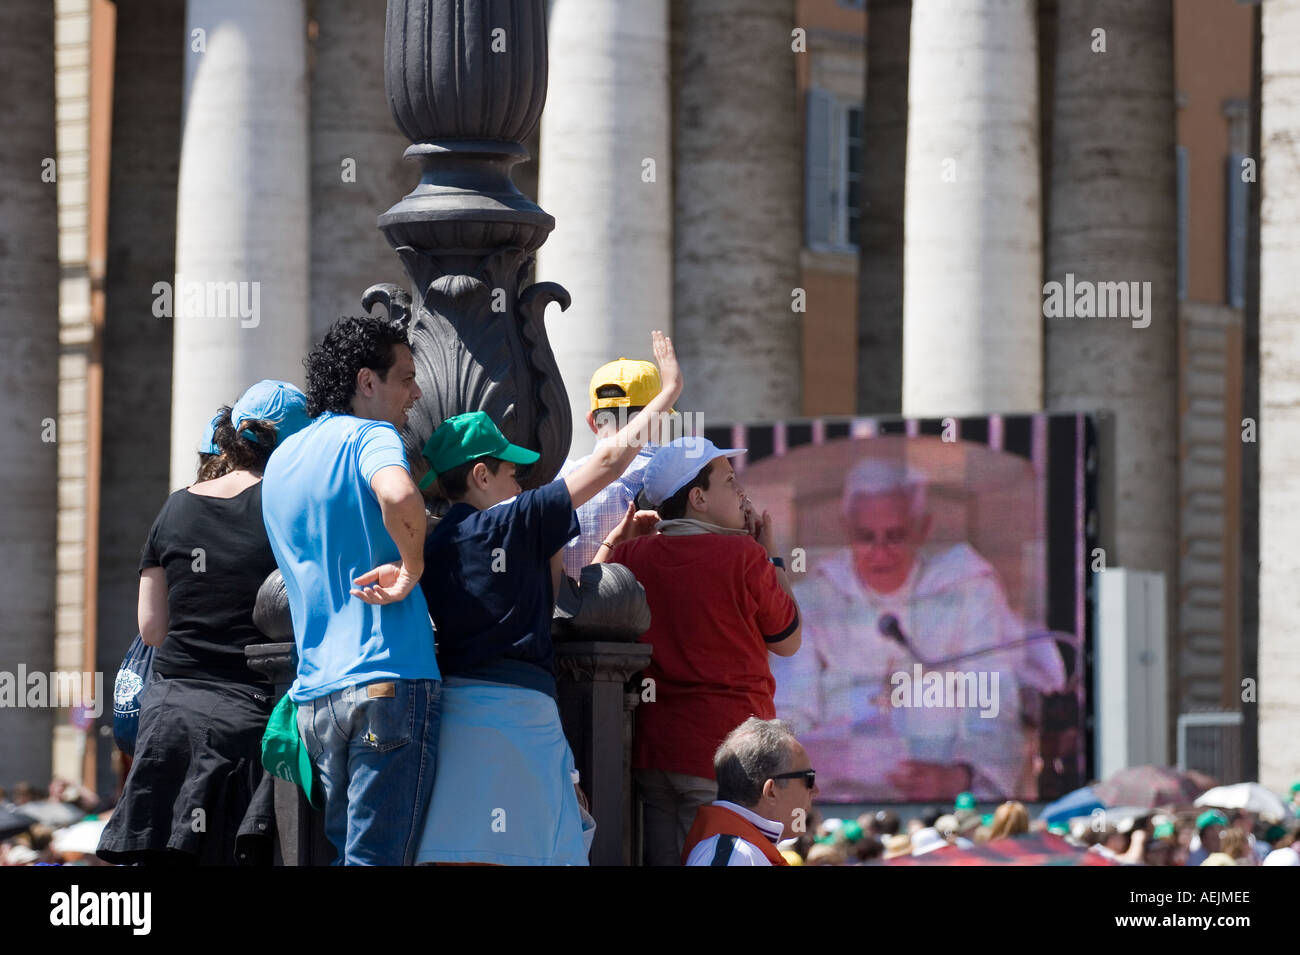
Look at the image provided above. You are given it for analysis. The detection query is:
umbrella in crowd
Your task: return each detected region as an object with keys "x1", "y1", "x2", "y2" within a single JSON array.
[
  {"x1": 1038, "y1": 785, "x2": 1106, "y2": 825},
  {"x1": 1194, "y1": 782, "x2": 1293, "y2": 820},
  {"x1": 884, "y1": 831, "x2": 1121, "y2": 866},
  {"x1": 14, "y1": 799, "x2": 83, "y2": 829},
  {"x1": 50, "y1": 818, "x2": 109, "y2": 857},
  {"x1": 1093, "y1": 766, "x2": 1214, "y2": 809},
  {"x1": 1088, "y1": 806, "x2": 1152, "y2": 831},
  {"x1": 0, "y1": 806, "x2": 32, "y2": 841}
]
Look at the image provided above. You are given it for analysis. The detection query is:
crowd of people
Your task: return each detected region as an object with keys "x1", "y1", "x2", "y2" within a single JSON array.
[
  {"x1": 774, "y1": 793, "x2": 1300, "y2": 866},
  {"x1": 51, "y1": 316, "x2": 811, "y2": 866},
  {"x1": 5, "y1": 313, "x2": 1296, "y2": 867},
  {"x1": 0, "y1": 778, "x2": 109, "y2": 866}
]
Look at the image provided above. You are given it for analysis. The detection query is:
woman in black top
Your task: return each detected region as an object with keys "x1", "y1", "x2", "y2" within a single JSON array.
[{"x1": 98, "y1": 384, "x2": 306, "y2": 865}]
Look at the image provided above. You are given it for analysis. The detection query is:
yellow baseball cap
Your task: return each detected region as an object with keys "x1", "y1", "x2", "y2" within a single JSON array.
[{"x1": 589, "y1": 358, "x2": 670, "y2": 411}]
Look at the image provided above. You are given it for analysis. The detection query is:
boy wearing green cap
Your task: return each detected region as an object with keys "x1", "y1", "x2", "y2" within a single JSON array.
[{"x1": 413, "y1": 330, "x2": 682, "y2": 865}]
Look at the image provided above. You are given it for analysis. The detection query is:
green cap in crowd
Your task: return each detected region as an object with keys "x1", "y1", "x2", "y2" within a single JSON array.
[
  {"x1": 261, "y1": 694, "x2": 322, "y2": 809},
  {"x1": 1195, "y1": 809, "x2": 1228, "y2": 831},
  {"x1": 419, "y1": 411, "x2": 540, "y2": 491}
]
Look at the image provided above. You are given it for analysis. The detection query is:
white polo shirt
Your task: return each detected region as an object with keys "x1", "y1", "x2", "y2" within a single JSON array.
[{"x1": 684, "y1": 801, "x2": 785, "y2": 866}]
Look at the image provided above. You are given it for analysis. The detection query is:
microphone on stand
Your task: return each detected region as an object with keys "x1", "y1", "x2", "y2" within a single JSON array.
[
  {"x1": 877, "y1": 613, "x2": 919, "y2": 658},
  {"x1": 876, "y1": 613, "x2": 1079, "y2": 669}
]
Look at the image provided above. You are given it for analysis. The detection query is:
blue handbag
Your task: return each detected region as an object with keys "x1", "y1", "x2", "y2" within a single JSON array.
[{"x1": 112, "y1": 634, "x2": 155, "y2": 756}]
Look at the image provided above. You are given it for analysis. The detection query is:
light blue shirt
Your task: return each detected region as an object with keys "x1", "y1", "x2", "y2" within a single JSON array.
[{"x1": 261, "y1": 412, "x2": 440, "y2": 702}]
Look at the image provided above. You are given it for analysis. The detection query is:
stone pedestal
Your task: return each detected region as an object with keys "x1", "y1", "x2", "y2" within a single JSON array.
[
  {"x1": 247, "y1": 637, "x2": 651, "y2": 866},
  {"x1": 554, "y1": 641, "x2": 652, "y2": 866}
]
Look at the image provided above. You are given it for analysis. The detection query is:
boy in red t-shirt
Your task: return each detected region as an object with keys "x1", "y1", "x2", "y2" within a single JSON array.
[{"x1": 600, "y1": 437, "x2": 801, "y2": 866}]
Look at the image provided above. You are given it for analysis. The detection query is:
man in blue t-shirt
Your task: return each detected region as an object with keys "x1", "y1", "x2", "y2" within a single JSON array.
[
  {"x1": 261, "y1": 317, "x2": 440, "y2": 866},
  {"x1": 413, "y1": 330, "x2": 682, "y2": 864}
]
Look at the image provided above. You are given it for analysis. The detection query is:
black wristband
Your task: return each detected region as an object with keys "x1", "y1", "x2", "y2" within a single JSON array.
[{"x1": 770, "y1": 557, "x2": 785, "y2": 569}]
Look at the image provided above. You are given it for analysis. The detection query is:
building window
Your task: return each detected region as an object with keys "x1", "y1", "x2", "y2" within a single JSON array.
[
  {"x1": 805, "y1": 89, "x2": 863, "y2": 252},
  {"x1": 845, "y1": 104, "x2": 862, "y2": 248}
]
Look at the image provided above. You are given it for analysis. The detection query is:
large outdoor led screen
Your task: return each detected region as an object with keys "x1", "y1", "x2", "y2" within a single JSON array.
[{"x1": 701, "y1": 414, "x2": 1097, "y2": 805}]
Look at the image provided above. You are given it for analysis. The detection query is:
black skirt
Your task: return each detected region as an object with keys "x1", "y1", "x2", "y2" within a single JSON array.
[{"x1": 97, "y1": 673, "x2": 275, "y2": 865}]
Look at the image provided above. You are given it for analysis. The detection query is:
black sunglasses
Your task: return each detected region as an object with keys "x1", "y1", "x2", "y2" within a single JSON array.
[{"x1": 771, "y1": 768, "x2": 816, "y2": 789}]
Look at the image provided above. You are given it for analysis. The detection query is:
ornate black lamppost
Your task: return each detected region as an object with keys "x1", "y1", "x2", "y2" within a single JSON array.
[{"x1": 369, "y1": 0, "x2": 571, "y2": 489}]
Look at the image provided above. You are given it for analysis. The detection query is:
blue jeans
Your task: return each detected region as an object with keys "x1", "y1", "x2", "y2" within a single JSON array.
[{"x1": 297, "y1": 678, "x2": 441, "y2": 865}]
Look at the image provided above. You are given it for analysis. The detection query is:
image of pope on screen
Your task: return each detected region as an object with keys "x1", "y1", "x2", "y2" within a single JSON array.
[{"x1": 770, "y1": 457, "x2": 1067, "y2": 804}]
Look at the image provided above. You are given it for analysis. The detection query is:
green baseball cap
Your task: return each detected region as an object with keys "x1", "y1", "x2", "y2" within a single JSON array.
[
  {"x1": 1196, "y1": 809, "x2": 1228, "y2": 831},
  {"x1": 418, "y1": 411, "x2": 540, "y2": 491},
  {"x1": 955, "y1": 791, "x2": 976, "y2": 811},
  {"x1": 261, "y1": 694, "x2": 322, "y2": 809},
  {"x1": 1153, "y1": 821, "x2": 1176, "y2": 840}
]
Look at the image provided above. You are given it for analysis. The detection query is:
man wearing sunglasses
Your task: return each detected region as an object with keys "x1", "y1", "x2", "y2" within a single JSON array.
[{"x1": 683, "y1": 718, "x2": 817, "y2": 867}]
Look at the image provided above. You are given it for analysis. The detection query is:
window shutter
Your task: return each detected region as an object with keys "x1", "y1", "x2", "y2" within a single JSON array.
[{"x1": 805, "y1": 88, "x2": 835, "y2": 249}]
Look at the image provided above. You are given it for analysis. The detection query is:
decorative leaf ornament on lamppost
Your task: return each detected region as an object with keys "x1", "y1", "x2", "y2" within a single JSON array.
[{"x1": 367, "y1": 0, "x2": 571, "y2": 495}]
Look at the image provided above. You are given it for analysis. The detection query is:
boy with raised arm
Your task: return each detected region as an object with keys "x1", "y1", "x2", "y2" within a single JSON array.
[{"x1": 403, "y1": 330, "x2": 682, "y2": 865}]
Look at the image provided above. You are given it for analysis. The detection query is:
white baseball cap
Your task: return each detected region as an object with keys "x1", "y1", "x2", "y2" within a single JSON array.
[
  {"x1": 910, "y1": 827, "x2": 949, "y2": 856},
  {"x1": 641, "y1": 437, "x2": 746, "y2": 509}
]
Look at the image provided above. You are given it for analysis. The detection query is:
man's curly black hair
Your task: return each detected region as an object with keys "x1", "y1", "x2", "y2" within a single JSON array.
[{"x1": 304, "y1": 316, "x2": 411, "y2": 417}]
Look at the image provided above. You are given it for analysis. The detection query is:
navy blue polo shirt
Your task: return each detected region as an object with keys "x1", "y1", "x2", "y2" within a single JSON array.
[{"x1": 421, "y1": 478, "x2": 580, "y2": 698}]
